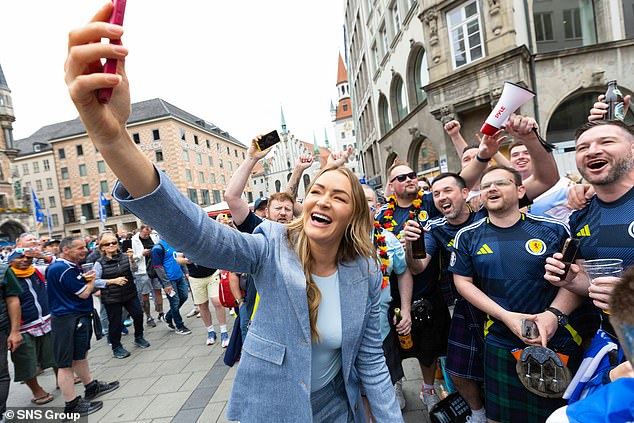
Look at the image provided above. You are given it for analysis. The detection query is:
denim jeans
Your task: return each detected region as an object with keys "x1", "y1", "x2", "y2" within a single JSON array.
[{"x1": 164, "y1": 276, "x2": 188, "y2": 329}]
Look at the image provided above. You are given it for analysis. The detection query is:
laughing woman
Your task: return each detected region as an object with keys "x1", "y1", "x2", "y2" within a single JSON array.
[{"x1": 64, "y1": 4, "x2": 401, "y2": 422}]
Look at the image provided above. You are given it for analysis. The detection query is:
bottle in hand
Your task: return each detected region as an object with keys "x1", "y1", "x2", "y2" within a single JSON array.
[
  {"x1": 410, "y1": 217, "x2": 426, "y2": 259},
  {"x1": 605, "y1": 80, "x2": 625, "y2": 121},
  {"x1": 394, "y1": 308, "x2": 413, "y2": 350}
]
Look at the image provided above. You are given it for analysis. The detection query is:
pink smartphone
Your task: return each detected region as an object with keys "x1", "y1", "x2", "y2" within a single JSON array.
[{"x1": 97, "y1": 0, "x2": 127, "y2": 104}]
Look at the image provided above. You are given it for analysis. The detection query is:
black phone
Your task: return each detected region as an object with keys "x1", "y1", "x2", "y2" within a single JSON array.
[
  {"x1": 560, "y1": 238, "x2": 580, "y2": 279},
  {"x1": 256, "y1": 130, "x2": 281, "y2": 151},
  {"x1": 121, "y1": 239, "x2": 132, "y2": 252},
  {"x1": 521, "y1": 319, "x2": 539, "y2": 339}
]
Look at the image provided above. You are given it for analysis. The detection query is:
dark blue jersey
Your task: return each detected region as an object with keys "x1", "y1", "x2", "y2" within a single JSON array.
[
  {"x1": 46, "y1": 259, "x2": 93, "y2": 316},
  {"x1": 449, "y1": 213, "x2": 577, "y2": 350},
  {"x1": 375, "y1": 192, "x2": 439, "y2": 238},
  {"x1": 568, "y1": 186, "x2": 634, "y2": 268},
  {"x1": 424, "y1": 211, "x2": 485, "y2": 304}
]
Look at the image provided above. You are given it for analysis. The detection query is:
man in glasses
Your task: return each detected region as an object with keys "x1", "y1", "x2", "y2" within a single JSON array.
[{"x1": 449, "y1": 165, "x2": 584, "y2": 423}]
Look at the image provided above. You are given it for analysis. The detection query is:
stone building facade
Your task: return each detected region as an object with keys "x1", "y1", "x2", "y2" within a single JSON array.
[
  {"x1": 13, "y1": 98, "x2": 248, "y2": 237},
  {"x1": 345, "y1": 0, "x2": 634, "y2": 187}
]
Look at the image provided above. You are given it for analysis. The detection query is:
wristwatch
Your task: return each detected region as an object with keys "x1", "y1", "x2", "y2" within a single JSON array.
[
  {"x1": 235, "y1": 297, "x2": 245, "y2": 307},
  {"x1": 546, "y1": 307, "x2": 568, "y2": 327}
]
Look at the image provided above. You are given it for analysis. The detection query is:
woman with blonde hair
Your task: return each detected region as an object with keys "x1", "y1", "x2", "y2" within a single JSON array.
[{"x1": 64, "y1": 4, "x2": 402, "y2": 421}]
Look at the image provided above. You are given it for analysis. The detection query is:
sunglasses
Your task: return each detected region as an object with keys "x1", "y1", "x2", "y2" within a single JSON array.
[
  {"x1": 100, "y1": 241, "x2": 119, "y2": 247},
  {"x1": 390, "y1": 171, "x2": 417, "y2": 183},
  {"x1": 480, "y1": 178, "x2": 516, "y2": 190}
]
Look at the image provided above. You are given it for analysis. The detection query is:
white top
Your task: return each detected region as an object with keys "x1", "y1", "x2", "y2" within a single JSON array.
[{"x1": 310, "y1": 271, "x2": 343, "y2": 392}]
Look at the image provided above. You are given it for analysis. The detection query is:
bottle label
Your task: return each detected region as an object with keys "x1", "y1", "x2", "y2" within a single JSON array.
[{"x1": 615, "y1": 102, "x2": 625, "y2": 121}]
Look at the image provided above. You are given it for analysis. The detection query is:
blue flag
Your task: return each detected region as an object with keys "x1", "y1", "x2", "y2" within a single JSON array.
[
  {"x1": 31, "y1": 188, "x2": 44, "y2": 228},
  {"x1": 99, "y1": 192, "x2": 109, "y2": 224}
]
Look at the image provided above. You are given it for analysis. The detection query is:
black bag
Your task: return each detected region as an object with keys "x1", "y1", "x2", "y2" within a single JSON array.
[
  {"x1": 429, "y1": 392, "x2": 471, "y2": 423},
  {"x1": 411, "y1": 298, "x2": 434, "y2": 328},
  {"x1": 146, "y1": 243, "x2": 164, "y2": 279}
]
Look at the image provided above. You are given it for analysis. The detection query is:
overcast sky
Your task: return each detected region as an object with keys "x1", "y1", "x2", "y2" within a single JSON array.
[{"x1": 2, "y1": 0, "x2": 346, "y2": 147}]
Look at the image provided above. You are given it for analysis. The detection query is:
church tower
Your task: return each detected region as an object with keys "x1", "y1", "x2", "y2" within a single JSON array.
[{"x1": 0, "y1": 64, "x2": 18, "y2": 208}]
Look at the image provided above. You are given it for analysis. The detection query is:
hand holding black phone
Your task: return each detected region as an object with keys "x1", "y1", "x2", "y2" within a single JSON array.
[
  {"x1": 256, "y1": 130, "x2": 281, "y2": 151},
  {"x1": 560, "y1": 238, "x2": 580, "y2": 280}
]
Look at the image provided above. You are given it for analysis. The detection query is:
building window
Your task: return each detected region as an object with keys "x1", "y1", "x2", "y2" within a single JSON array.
[
  {"x1": 194, "y1": 135, "x2": 199, "y2": 145},
  {"x1": 341, "y1": 132, "x2": 345, "y2": 138},
  {"x1": 380, "y1": 24, "x2": 389, "y2": 58},
  {"x1": 105, "y1": 203, "x2": 113, "y2": 217},
  {"x1": 242, "y1": 152, "x2": 245, "y2": 160},
  {"x1": 206, "y1": 139, "x2": 211, "y2": 149},
  {"x1": 35, "y1": 180, "x2": 43, "y2": 192},
  {"x1": 100, "y1": 180, "x2": 109, "y2": 193},
  {"x1": 96, "y1": 160, "x2": 106, "y2": 173},
  {"x1": 155, "y1": 150, "x2": 164, "y2": 162},
  {"x1": 378, "y1": 94, "x2": 391, "y2": 135},
  {"x1": 81, "y1": 203, "x2": 94, "y2": 220},
  {"x1": 226, "y1": 146, "x2": 230, "y2": 155},
  {"x1": 63, "y1": 206, "x2": 76, "y2": 224},
  {"x1": 52, "y1": 214, "x2": 59, "y2": 227},
  {"x1": 343, "y1": 104, "x2": 348, "y2": 111},
  {"x1": 49, "y1": 196, "x2": 56, "y2": 208},
  {"x1": 211, "y1": 174, "x2": 216, "y2": 184},
  {"x1": 187, "y1": 189, "x2": 199, "y2": 204},
  {"x1": 58, "y1": 148, "x2": 65, "y2": 159},
  {"x1": 534, "y1": 12, "x2": 554, "y2": 41},
  {"x1": 76, "y1": 145, "x2": 84, "y2": 156},
  {"x1": 180, "y1": 128, "x2": 186, "y2": 141},
  {"x1": 82, "y1": 184, "x2": 90, "y2": 197},
  {"x1": 196, "y1": 152, "x2": 202, "y2": 165},
  {"x1": 201, "y1": 189, "x2": 210, "y2": 205},
  {"x1": 533, "y1": 0, "x2": 597, "y2": 54},
  {"x1": 43, "y1": 159, "x2": 50, "y2": 171},
  {"x1": 183, "y1": 150, "x2": 190, "y2": 162},
  {"x1": 390, "y1": 2, "x2": 401, "y2": 35},
  {"x1": 447, "y1": 0, "x2": 484, "y2": 68},
  {"x1": 120, "y1": 204, "x2": 131, "y2": 215},
  {"x1": 152, "y1": 129, "x2": 160, "y2": 140},
  {"x1": 216, "y1": 143, "x2": 221, "y2": 152},
  {"x1": 22, "y1": 163, "x2": 29, "y2": 175},
  {"x1": 625, "y1": 0, "x2": 634, "y2": 38},
  {"x1": 61, "y1": 167, "x2": 69, "y2": 180},
  {"x1": 228, "y1": 161, "x2": 233, "y2": 171},
  {"x1": 185, "y1": 169, "x2": 192, "y2": 182},
  {"x1": 199, "y1": 171, "x2": 205, "y2": 184},
  {"x1": 275, "y1": 180, "x2": 281, "y2": 192},
  {"x1": 234, "y1": 149, "x2": 238, "y2": 157},
  {"x1": 79, "y1": 164, "x2": 87, "y2": 177},
  {"x1": 408, "y1": 47, "x2": 429, "y2": 106},
  {"x1": 303, "y1": 174, "x2": 311, "y2": 193},
  {"x1": 212, "y1": 190, "x2": 221, "y2": 203},
  {"x1": 219, "y1": 159, "x2": 223, "y2": 168},
  {"x1": 391, "y1": 74, "x2": 408, "y2": 122},
  {"x1": 33, "y1": 162, "x2": 40, "y2": 173},
  {"x1": 132, "y1": 133, "x2": 141, "y2": 144},
  {"x1": 208, "y1": 156, "x2": 214, "y2": 167},
  {"x1": 46, "y1": 178, "x2": 53, "y2": 190},
  {"x1": 64, "y1": 187, "x2": 72, "y2": 199},
  {"x1": 221, "y1": 175, "x2": 226, "y2": 185}
]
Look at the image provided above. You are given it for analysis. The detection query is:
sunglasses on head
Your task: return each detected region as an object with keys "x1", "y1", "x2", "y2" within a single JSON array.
[
  {"x1": 390, "y1": 171, "x2": 417, "y2": 183},
  {"x1": 101, "y1": 241, "x2": 119, "y2": 247}
]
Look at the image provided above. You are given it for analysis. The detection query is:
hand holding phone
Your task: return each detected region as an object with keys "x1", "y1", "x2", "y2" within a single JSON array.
[
  {"x1": 521, "y1": 319, "x2": 540, "y2": 339},
  {"x1": 98, "y1": 0, "x2": 127, "y2": 104},
  {"x1": 255, "y1": 130, "x2": 281, "y2": 151},
  {"x1": 560, "y1": 238, "x2": 580, "y2": 280}
]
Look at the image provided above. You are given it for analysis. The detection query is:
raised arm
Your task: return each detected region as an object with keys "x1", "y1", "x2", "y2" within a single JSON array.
[
  {"x1": 225, "y1": 137, "x2": 270, "y2": 225},
  {"x1": 505, "y1": 114, "x2": 559, "y2": 199},
  {"x1": 286, "y1": 153, "x2": 314, "y2": 216},
  {"x1": 445, "y1": 120, "x2": 469, "y2": 157},
  {"x1": 459, "y1": 129, "x2": 506, "y2": 189},
  {"x1": 65, "y1": 4, "x2": 157, "y2": 198}
]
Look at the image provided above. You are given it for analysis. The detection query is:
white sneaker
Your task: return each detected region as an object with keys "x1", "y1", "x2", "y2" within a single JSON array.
[
  {"x1": 419, "y1": 389, "x2": 440, "y2": 412},
  {"x1": 394, "y1": 379, "x2": 406, "y2": 410},
  {"x1": 470, "y1": 409, "x2": 487, "y2": 423},
  {"x1": 186, "y1": 308, "x2": 199, "y2": 318}
]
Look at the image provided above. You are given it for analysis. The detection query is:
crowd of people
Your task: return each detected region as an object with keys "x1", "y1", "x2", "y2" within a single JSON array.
[{"x1": 1, "y1": 3, "x2": 633, "y2": 422}]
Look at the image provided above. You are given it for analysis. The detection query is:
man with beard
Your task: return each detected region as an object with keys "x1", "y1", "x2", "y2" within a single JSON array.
[
  {"x1": 402, "y1": 173, "x2": 487, "y2": 422},
  {"x1": 450, "y1": 165, "x2": 584, "y2": 423}
]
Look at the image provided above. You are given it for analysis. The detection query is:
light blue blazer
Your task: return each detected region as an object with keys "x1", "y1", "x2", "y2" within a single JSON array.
[{"x1": 114, "y1": 170, "x2": 402, "y2": 423}]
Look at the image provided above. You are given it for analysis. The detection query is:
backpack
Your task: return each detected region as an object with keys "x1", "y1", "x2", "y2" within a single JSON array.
[{"x1": 146, "y1": 243, "x2": 165, "y2": 279}]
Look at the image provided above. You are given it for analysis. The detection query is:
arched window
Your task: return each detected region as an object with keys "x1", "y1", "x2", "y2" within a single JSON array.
[
  {"x1": 303, "y1": 174, "x2": 311, "y2": 193},
  {"x1": 414, "y1": 139, "x2": 440, "y2": 178},
  {"x1": 406, "y1": 45, "x2": 429, "y2": 108},
  {"x1": 275, "y1": 180, "x2": 281, "y2": 192},
  {"x1": 287, "y1": 173, "x2": 292, "y2": 182},
  {"x1": 378, "y1": 94, "x2": 391, "y2": 136},
  {"x1": 390, "y1": 75, "x2": 408, "y2": 123}
]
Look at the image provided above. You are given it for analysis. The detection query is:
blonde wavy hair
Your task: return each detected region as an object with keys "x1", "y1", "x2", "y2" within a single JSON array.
[{"x1": 287, "y1": 166, "x2": 377, "y2": 340}]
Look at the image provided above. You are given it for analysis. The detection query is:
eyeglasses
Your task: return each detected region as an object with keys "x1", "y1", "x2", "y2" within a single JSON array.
[
  {"x1": 100, "y1": 241, "x2": 119, "y2": 247},
  {"x1": 390, "y1": 171, "x2": 417, "y2": 183},
  {"x1": 480, "y1": 178, "x2": 516, "y2": 190}
]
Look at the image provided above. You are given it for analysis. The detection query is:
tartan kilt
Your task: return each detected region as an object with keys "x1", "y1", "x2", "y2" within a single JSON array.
[
  {"x1": 445, "y1": 299, "x2": 485, "y2": 381},
  {"x1": 484, "y1": 343, "x2": 567, "y2": 423}
]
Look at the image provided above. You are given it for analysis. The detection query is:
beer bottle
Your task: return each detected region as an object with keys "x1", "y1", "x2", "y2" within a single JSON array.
[
  {"x1": 394, "y1": 308, "x2": 413, "y2": 350},
  {"x1": 410, "y1": 214, "x2": 426, "y2": 259},
  {"x1": 605, "y1": 80, "x2": 625, "y2": 121}
]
